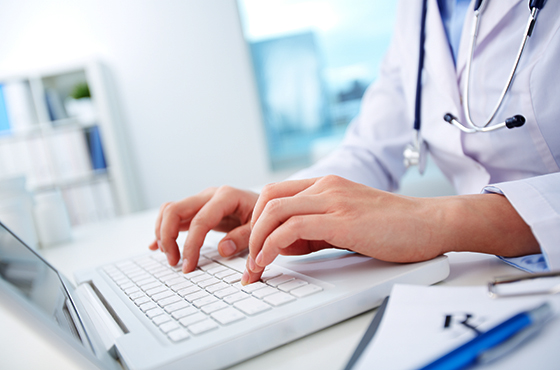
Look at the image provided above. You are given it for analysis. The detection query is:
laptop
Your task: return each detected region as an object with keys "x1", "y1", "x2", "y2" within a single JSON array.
[{"x1": 0, "y1": 220, "x2": 449, "y2": 370}]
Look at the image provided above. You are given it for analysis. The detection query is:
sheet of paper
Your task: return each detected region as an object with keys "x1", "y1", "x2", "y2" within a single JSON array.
[{"x1": 353, "y1": 284, "x2": 560, "y2": 370}]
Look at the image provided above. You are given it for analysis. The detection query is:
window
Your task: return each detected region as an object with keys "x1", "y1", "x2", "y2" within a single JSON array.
[{"x1": 237, "y1": 0, "x2": 398, "y2": 170}]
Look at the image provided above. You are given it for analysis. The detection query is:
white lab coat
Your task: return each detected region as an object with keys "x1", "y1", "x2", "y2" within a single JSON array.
[{"x1": 291, "y1": 0, "x2": 560, "y2": 271}]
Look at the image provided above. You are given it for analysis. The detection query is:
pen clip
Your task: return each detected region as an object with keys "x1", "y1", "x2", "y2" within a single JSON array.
[{"x1": 488, "y1": 271, "x2": 560, "y2": 298}]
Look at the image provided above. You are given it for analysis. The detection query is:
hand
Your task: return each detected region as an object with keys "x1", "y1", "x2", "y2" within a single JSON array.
[
  {"x1": 242, "y1": 175, "x2": 540, "y2": 285},
  {"x1": 149, "y1": 186, "x2": 259, "y2": 272},
  {"x1": 242, "y1": 175, "x2": 442, "y2": 284}
]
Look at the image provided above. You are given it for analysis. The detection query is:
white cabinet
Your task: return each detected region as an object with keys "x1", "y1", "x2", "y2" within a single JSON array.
[{"x1": 0, "y1": 60, "x2": 143, "y2": 225}]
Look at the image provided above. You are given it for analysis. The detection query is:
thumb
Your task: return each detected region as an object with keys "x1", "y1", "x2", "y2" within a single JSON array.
[{"x1": 218, "y1": 223, "x2": 251, "y2": 257}]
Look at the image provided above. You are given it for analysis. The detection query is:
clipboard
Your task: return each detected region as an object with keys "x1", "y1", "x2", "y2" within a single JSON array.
[{"x1": 344, "y1": 296, "x2": 390, "y2": 370}]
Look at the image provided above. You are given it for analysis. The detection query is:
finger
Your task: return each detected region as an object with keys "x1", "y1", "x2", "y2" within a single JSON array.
[
  {"x1": 218, "y1": 223, "x2": 252, "y2": 257},
  {"x1": 154, "y1": 202, "x2": 172, "y2": 243},
  {"x1": 158, "y1": 190, "x2": 216, "y2": 265},
  {"x1": 256, "y1": 214, "x2": 331, "y2": 267},
  {"x1": 242, "y1": 239, "x2": 331, "y2": 285},
  {"x1": 252, "y1": 178, "x2": 318, "y2": 228},
  {"x1": 242, "y1": 215, "x2": 330, "y2": 285},
  {"x1": 182, "y1": 187, "x2": 252, "y2": 272},
  {"x1": 249, "y1": 195, "x2": 327, "y2": 260},
  {"x1": 241, "y1": 255, "x2": 265, "y2": 285},
  {"x1": 148, "y1": 240, "x2": 159, "y2": 251}
]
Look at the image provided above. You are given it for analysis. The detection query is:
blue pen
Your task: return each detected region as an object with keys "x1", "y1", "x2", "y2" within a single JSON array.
[{"x1": 418, "y1": 302, "x2": 553, "y2": 370}]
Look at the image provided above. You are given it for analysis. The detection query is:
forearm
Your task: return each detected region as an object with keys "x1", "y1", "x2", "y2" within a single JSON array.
[{"x1": 434, "y1": 193, "x2": 540, "y2": 257}]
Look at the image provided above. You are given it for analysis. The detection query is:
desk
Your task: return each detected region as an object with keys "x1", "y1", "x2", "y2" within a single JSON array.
[{"x1": 0, "y1": 210, "x2": 520, "y2": 370}]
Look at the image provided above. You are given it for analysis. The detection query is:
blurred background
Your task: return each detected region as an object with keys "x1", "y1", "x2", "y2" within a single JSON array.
[{"x1": 0, "y1": 0, "x2": 454, "y2": 248}]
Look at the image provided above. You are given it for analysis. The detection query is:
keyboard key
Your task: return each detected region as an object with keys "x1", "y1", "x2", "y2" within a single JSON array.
[
  {"x1": 214, "y1": 268, "x2": 237, "y2": 279},
  {"x1": 160, "y1": 321, "x2": 180, "y2": 333},
  {"x1": 213, "y1": 256, "x2": 247, "y2": 273},
  {"x1": 260, "y1": 269, "x2": 283, "y2": 282},
  {"x1": 191, "y1": 273, "x2": 213, "y2": 284},
  {"x1": 223, "y1": 273, "x2": 243, "y2": 284},
  {"x1": 234, "y1": 297, "x2": 271, "y2": 315},
  {"x1": 188, "y1": 319, "x2": 218, "y2": 335},
  {"x1": 131, "y1": 274, "x2": 152, "y2": 283},
  {"x1": 164, "y1": 300, "x2": 190, "y2": 313},
  {"x1": 124, "y1": 286, "x2": 140, "y2": 295},
  {"x1": 278, "y1": 279, "x2": 308, "y2": 292},
  {"x1": 206, "y1": 282, "x2": 228, "y2": 293},
  {"x1": 211, "y1": 307, "x2": 245, "y2": 325},
  {"x1": 152, "y1": 314, "x2": 172, "y2": 326},
  {"x1": 184, "y1": 270, "x2": 205, "y2": 279},
  {"x1": 201, "y1": 301, "x2": 228, "y2": 314},
  {"x1": 154, "y1": 270, "x2": 175, "y2": 280},
  {"x1": 157, "y1": 295, "x2": 181, "y2": 307},
  {"x1": 177, "y1": 286, "x2": 201, "y2": 297},
  {"x1": 207, "y1": 265, "x2": 228, "y2": 275},
  {"x1": 136, "y1": 277, "x2": 157, "y2": 287},
  {"x1": 198, "y1": 277, "x2": 220, "y2": 288},
  {"x1": 263, "y1": 292, "x2": 296, "y2": 306},
  {"x1": 120, "y1": 282, "x2": 135, "y2": 290},
  {"x1": 172, "y1": 306, "x2": 198, "y2": 320},
  {"x1": 144, "y1": 283, "x2": 166, "y2": 294},
  {"x1": 163, "y1": 276, "x2": 187, "y2": 286},
  {"x1": 291, "y1": 284, "x2": 323, "y2": 298},
  {"x1": 184, "y1": 290, "x2": 210, "y2": 302},
  {"x1": 214, "y1": 286, "x2": 239, "y2": 299},
  {"x1": 241, "y1": 282, "x2": 267, "y2": 293},
  {"x1": 202, "y1": 249, "x2": 221, "y2": 259},
  {"x1": 168, "y1": 328, "x2": 190, "y2": 342},
  {"x1": 139, "y1": 302, "x2": 157, "y2": 312},
  {"x1": 128, "y1": 291, "x2": 146, "y2": 300},
  {"x1": 170, "y1": 281, "x2": 193, "y2": 292},
  {"x1": 223, "y1": 291, "x2": 250, "y2": 304},
  {"x1": 252, "y1": 286, "x2": 279, "y2": 299},
  {"x1": 199, "y1": 262, "x2": 222, "y2": 271},
  {"x1": 152, "y1": 290, "x2": 174, "y2": 301},
  {"x1": 192, "y1": 295, "x2": 218, "y2": 308},
  {"x1": 197, "y1": 257, "x2": 213, "y2": 267},
  {"x1": 267, "y1": 275, "x2": 295, "y2": 287},
  {"x1": 179, "y1": 312, "x2": 206, "y2": 327},
  {"x1": 134, "y1": 296, "x2": 151, "y2": 306},
  {"x1": 146, "y1": 307, "x2": 165, "y2": 318},
  {"x1": 141, "y1": 281, "x2": 163, "y2": 292}
]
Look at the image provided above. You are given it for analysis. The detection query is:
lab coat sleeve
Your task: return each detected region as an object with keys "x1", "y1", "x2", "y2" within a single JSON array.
[
  {"x1": 288, "y1": 18, "x2": 413, "y2": 192},
  {"x1": 484, "y1": 172, "x2": 560, "y2": 272}
]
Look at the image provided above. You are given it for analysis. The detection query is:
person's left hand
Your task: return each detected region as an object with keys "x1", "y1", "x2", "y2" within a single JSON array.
[{"x1": 242, "y1": 175, "x2": 444, "y2": 284}]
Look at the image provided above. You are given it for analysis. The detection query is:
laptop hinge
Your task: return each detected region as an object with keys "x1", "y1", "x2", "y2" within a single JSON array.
[{"x1": 75, "y1": 282, "x2": 126, "y2": 356}]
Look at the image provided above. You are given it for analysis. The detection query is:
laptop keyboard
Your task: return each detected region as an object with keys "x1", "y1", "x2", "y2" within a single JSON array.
[{"x1": 102, "y1": 249, "x2": 323, "y2": 343}]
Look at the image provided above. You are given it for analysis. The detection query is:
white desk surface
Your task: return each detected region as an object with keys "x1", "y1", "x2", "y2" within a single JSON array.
[{"x1": 0, "y1": 209, "x2": 522, "y2": 370}]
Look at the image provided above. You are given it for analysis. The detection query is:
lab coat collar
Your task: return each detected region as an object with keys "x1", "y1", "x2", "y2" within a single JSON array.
[{"x1": 456, "y1": 0, "x2": 524, "y2": 76}]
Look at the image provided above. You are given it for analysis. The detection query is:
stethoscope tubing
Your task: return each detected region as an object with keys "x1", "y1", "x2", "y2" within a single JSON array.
[
  {"x1": 404, "y1": 0, "x2": 545, "y2": 167},
  {"x1": 462, "y1": 5, "x2": 540, "y2": 131}
]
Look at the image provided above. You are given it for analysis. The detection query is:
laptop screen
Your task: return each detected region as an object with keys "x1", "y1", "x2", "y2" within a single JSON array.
[{"x1": 0, "y1": 221, "x2": 85, "y2": 347}]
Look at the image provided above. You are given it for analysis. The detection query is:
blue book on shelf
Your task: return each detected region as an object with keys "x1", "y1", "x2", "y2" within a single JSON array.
[
  {"x1": 86, "y1": 126, "x2": 107, "y2": 170},
  {"x1": 0, "y1": 85, "x2": 11, "y2": 133}
]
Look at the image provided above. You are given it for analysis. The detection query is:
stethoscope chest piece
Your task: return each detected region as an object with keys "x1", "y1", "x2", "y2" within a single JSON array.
[{"x1": 403, "y1": 134, "x2": 427, "y2": 174}]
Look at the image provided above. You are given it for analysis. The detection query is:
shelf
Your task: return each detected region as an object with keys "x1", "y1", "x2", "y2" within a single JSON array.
[{"x1": 0, "y1": 60, "x2": 142, "y2": 226}]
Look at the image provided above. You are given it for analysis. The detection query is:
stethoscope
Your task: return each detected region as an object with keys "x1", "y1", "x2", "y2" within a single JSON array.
[{"x1": 404, "y1": 0, "x2": 547, "y2": 169}]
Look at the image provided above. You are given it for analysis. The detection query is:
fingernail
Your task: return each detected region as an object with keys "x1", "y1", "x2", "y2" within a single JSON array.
[
  {"x1": 220, "y1": 240, "x2": 237, "y2": 257},
  {"x1": 182, "y1": 259, "x2": 189, "y2": 273},
  {"x1": 241, "y1": 270, "x2": 249, "y2": 286},
  {"x1": 255, "y1": 252, "x2": 264, "y2": 266}
]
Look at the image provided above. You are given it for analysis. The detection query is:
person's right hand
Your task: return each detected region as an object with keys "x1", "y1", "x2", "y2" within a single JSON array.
[{"x1": 148, "y1": 186, "x2": 259, "y2": 273}]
